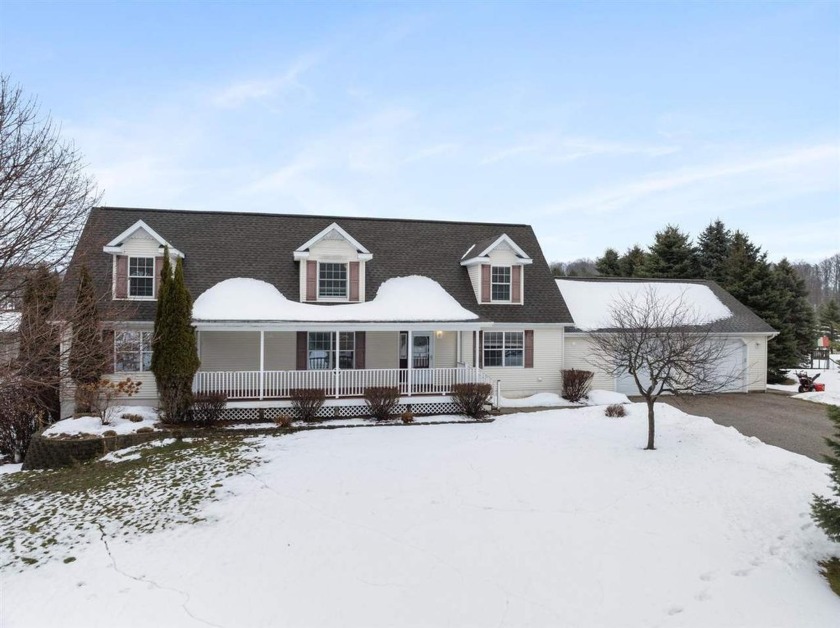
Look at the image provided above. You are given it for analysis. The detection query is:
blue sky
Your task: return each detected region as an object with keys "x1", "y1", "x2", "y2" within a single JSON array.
[{"x1": 2, "y1": 0, "x2": 838, "y2": 263}]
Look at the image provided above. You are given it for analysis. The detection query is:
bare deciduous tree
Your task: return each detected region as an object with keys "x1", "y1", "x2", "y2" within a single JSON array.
[
  {"x1": 588, "y1": 286, "x2": 743, "y2": 450},
  {"x1": 0, "y1": 75, "x2": 100, "y2": 304}
]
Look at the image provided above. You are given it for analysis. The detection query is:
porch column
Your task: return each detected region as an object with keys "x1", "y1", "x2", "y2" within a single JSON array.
[
  {"x1": 259, "y1": 330, "x2": 265, "y2": 400},
  {"x1": 334, "y1": 330, "x2": 340, "y2": 399},
  {"x1": 474, "y1": 330, "x2": 479, "y2": 368},
  {"x1": 456, "y1": 330, "x2": 462, "y2": 364},
  {"x1": 407, "y1": 329, "x2": 413, "y2": 396}
]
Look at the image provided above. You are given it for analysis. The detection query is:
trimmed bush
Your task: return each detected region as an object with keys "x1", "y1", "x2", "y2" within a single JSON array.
[
  {"x1": 605, "y1": 403, "x2": 626, "y2": 418},
  {"x1": 401, "y1": 410, "x2": 415, "y2": 424},
  {"x1": 274, "y1": 414, "x2": 294, "y2": 428},
  {"x1": 562, "y1": 369, "x2": 594, "y2": 402},
  {"x1": 190, "y1": 392, "x2": 228, "y2": 426},
  {"x1": 452, "y1": 383, "x2": 493, "y2": 419},
  {"x1": 364, "y1": 386, "x2": 400, "y2": 422},
  {"x1": 290, "y1": 388, "x2": 326, "y2": 422}
]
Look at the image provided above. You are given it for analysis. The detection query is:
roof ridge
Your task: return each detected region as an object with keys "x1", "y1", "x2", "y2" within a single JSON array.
[{"x1": 93, "y1": 206, "x2": 532, "y2": 229}]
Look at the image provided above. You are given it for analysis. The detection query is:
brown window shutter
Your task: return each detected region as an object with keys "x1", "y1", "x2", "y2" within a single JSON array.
[
  {"x1": 511, "y1": 265, "x2": 521, "y2": 303},
  {"x1": 102, "y1": 328, "x2": 115, "y2": 373},
  {"x1": 115, "y1": 256, "x2": 128, "y2": 298},
  {"x1": 306, "y1": 261, "x2": 317, "y2": 301},
  {"x1": 354, "y1": 331, "x2": 366, "y2": 369},
  {"x1": 478, "y1": 330, "x2": 484, "y2": 368},
  {"x1": 349, "y1": 262, "x2": 360, "y2": 301},
  {"x1": 296, "y1": 332, "x2": 308, "y2": 370},
  {"x1": 480, "y1": 264, "x2": 491, "y2": 303},
  {"x1": 524, "y1": 330, "x2": 534, "y2": 368},
  {"x1": 153, "y1": 257, "x2": 164, "y2": 299}
]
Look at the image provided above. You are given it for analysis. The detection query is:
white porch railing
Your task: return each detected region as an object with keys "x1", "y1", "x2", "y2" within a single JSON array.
[{"x1": 193, "y1": 367, "x2": 491, "y2": 400}]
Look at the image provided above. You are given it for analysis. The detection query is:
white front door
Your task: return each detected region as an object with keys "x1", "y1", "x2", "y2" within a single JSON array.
[{"x1": 400, "y1": 332, "x2": 434, "y2": 369}]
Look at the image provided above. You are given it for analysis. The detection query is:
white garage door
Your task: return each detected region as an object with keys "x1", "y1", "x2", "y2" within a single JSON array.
[{"x1": 615, "y1": 339, "x2": 747, "y2": 395}]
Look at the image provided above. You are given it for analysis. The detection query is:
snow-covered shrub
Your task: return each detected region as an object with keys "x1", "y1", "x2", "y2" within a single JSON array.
[
  {"x1": 604, "y1": 404, "x2": 626, "y2": 418},
  {"x1": 290, "y1": 388, "x2": 326, "y2": 422},
  {"x1": 452, "y1": 383, "x2": 493, "y2": 419},
  {"x1": 77, "y1": 378, "x2": 143, "y2": 425},
  {"x1": 0, "y1": 385, "x2": 46, "y2": 463},
  {"x1": 561, "y1": 369, "x2": 594, "y2": 402},
  {"x1": 274, "y1": 414, "x2": 293, "y2": 428},
  {"x1": 364, "y1": 387, "x2": 400, "y2": 422},
  {"x1": 123, "y1": 413, "x2": 144, "y2": 423},
  {"x1": 190, "y1": 392, "x2": 227, "y2": 426}
]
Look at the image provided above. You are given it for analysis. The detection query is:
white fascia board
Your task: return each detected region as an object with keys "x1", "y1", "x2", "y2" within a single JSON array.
[
  {"x1": 293, "y1": 251, "x2": 310, "y2": 261},
  {"x1": 460, "y1": 256, "x2": 491, "y2": 267},
  {"x1": 461, "y1": 244, "x2": 476, "y2": 260},
  {"x1": 103, "y1": 220, "x2": 184, "y2": 257},
  {"x1": 192, "y1": 321, "x2": 487, "y2": 332},
  {"x1": 294, "y1": 222, "x2": 371, "y2": 256}
]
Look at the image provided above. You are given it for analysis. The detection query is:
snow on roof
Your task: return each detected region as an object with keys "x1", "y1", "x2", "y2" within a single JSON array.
[
  {"x1": 193, "y1": 276, "x2": 479, "y2": 322},
  {"x1": 0, "y1": 311, "x2": 20, "y2": 333},
  {"x1": 556, "y1": 280, "x2": 732, "y2": 331}
]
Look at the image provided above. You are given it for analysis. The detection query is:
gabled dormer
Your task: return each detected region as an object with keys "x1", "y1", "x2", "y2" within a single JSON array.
[
  {"x1": 460, "y1": 234, "x2": 533, "y2": 305},
  {"x1": 293, "y1": 222, "x2": 372, "y2": 303},
  {"x1": 103, "y1": 220, "x2": 182, "y2": 301}
]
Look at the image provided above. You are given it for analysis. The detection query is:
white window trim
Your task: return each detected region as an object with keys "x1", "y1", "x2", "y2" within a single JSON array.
[
  {"x1": 317, "y1": 261, "x2": 350, "y2": 302},
  {"x1": 307, "y1": 331, "x2": 356, "y2": 370},
  {"x1": 483, "y1": 330, "x2": 525, "y2": 369},
  {"x1": 126, "y1": 256, "x2": 156, "y2": 301},
  {"x1": 490, "y1": 265, "x2": 512, "y2": 304},
  {"x1": 114, "y1": 330, "x2": 153, "y2": 373}
]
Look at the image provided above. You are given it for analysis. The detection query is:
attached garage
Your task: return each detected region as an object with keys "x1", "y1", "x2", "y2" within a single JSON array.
[{"x1": 557, "y1": 278, "x2": 776, "y2": 394}]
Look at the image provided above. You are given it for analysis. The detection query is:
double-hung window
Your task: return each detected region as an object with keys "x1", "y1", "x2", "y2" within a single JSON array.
[
  {"x1": 491, "y1": 266, "x2": 511, "y2": 301},
  {"x1": 129, "y1": 257, "x2": 155, "y2": 298},
  {"x1": 318, "y1": 263, "x2": 348, "y2": 299},
  {"x1": 483, "y1": 331, "x2": 524, "y2": 367},
  {"x1": 307, "y1": 332, "x2": 355, "y2": 369},
  {"x1": 115, "y1": 330, "x2": 153, "y2": 372}
]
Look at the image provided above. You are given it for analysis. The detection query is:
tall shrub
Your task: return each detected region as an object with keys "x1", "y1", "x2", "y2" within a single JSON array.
[
  {"x1": 69, "y1": 266, "x2": 108, "y2": 413},
  {"x1": 151, "y1": 254, "x2": 200, "y2": 422},
  {"x1": 561, "y1": 369, "x2": 594, "y2": 402},
  {"x1": 812, "y1": 405, "x2": 840, "y2": 542}
]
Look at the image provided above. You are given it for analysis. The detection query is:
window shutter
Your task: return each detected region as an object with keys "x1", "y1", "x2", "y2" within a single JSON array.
[
  {"x1": 296, "y1": 332, "x2": 307, "y2": 370},
  {"x1": 349, "y1": 262, "x2": 360, "y2": 302},
  {"x1": 355, "y1": 331, "x2": 366, "y2": 369},
  {"x1": 102, "y1": 328, "x2": 115, "y2": 373},
  {"x1": 115, "y1": 256, "x2": 128, "y2": 298},
  {"x1": 478, "y1": 330, "x2": 484, "y2": 368},
  {"x1": 524, "y1": 330, "x2": 534, "y2": 369},
  {"x1": 512, "y1": 266, "x2": 521, "y2": 303},
  {"x1": 481, "y1": 264, "x2": 491, "y2": 303},
  {"x1": 306, "y1": 261, "x2": 317, "y2": 301},
  {"x1": 153, "y1": 257, "x2": 164, "y2": 299}
]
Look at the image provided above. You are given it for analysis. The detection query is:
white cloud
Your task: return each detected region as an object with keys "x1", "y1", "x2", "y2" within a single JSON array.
[
  {"x1": 480, "y1": 135, "x2": 679, "y2": 165},
  {"x1": 211, "y1": 54, "x2": 319, "y2": 109}
]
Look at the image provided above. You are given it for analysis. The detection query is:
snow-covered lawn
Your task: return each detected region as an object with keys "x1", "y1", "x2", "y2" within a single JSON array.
[
  {"x1": 43, "y1": 406, "x2": 160, "y2": 438},
  {"x1": 768, "y1": 355, "x2": 840, "y2": 407},
  {"x1": 2, "y1": 405, "x2": 839, "y2": 627}
]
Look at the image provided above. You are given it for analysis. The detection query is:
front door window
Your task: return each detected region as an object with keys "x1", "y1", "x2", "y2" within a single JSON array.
[{"x1": 413, "y1": 334, "x2": 431, "y2": 368}]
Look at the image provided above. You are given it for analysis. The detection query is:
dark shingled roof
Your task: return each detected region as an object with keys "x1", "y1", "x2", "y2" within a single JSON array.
[
  {"x1": 557, "y1": 277, "x2": 776, "y2": 334},
  {"x1": 57, "y1": 207, "x2": 573, "y2": 324}
]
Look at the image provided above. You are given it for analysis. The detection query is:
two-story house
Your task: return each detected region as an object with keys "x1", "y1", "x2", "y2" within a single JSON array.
[{"x1": 55, "y1": 207, "x2": 573, "y2": 419}]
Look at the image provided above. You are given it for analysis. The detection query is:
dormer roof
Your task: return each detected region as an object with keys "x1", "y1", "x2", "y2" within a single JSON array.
[
  {"x1": 293, "y1": 222, "x2": 372, "y2": 261},
  {"x1": 460, "y1": 233, "x2": 533, "y2": 266},
  {"x1": 102, "y1": 219, "x2": 184, "y2": 257}
]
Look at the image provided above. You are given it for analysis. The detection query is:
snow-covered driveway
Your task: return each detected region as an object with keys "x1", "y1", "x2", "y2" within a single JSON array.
[{"x1": 3, "y1": 404, "x2": 839, "y2": 627}]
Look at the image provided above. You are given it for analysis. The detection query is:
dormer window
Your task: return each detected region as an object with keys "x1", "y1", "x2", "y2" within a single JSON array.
[
  {"x1": 129, "y1": 257, "x2": 155, "y2": 298},
  {"x1": 319, "y1": 263, "x2": 348, "y2": 299},
  {"x1": 491, "y1": 266, "x2": 511, "y2": 301}
]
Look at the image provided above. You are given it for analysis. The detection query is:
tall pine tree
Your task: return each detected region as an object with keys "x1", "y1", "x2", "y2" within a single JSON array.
[
  {"x1": 811, "y1": 405, "x2": 840, "y2": 542},
  {"x1": 772, "y1": 259, "x2": 816, "y2": 373},
  {"x1": 697, "y1": 219, "x2": 732, "y2": 284},
  {"x1": 69, "y1": 266, "x2": 108, "y2": 413},
  {"x1": 819, "y1": 299, "x2": 840, "y2": 342},
  {"x1": 595, "y1": 248, "x2": 622, "y2": 276},
  {"x1": 641, "y1": 225, "x2": 699, "y2": 279},
  {"x1": 619, "y1": 245, "x2": 648, "y2": 277},
  {"x1": 151, "y1": 253, "x2": 200, "y2": 421}
]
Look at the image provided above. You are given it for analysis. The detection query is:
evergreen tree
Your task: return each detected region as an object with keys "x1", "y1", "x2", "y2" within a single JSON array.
[
  {"x1": 819, "y1": 299, "x2": 840, "y2": 342},
  {"x1": 641, "y1": 225, "x2": 699, "y2": 278},
  {"x1": 595, "y1": 248, "x2": 621, "y2": 276},
  {"x1": 772, "y1": 259, "x2": 816, "y2": 372},
  {"x1": 811, "y1": 405, "x2": 840, "y2": 542},
  {"x1": 17, "y1": 266, "x2": 60, "y2": 420},
  {"x1": 151, "y1": 255, "x2": 200, "y2": 421},
  {"x1": 68, "y1": 266, "x2": 108, "y2": 413},
  {"x1": 697, "y1": 219, "x2": 732, "y2": 284},
  {"x1": 619, "y1": 245, "x2": 648, "y2": 277}
]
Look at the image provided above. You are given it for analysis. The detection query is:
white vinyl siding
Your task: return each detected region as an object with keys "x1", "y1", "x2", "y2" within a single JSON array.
[
  {"x1": 299, "y1": 237, "x2": 366, "y2": 302},
  {"x1": 563, "y1": 335, "x2": 616, "y2": 390},
  {"x1": 199, "y1": 331, "x2": 260, "y2": 371},
  {"x1": 483, "y1": 327, "x2": 564, "y2": 398},
  {"x1": 365, "y1": 332, "x2": 399, "y2": 369},
  {"x1": 264, "y1": 332, "x2": 296, "y2": 371}
]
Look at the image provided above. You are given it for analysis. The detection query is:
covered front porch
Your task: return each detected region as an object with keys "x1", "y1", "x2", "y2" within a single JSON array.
[{"x1": 192, "y1": 324, "x2": 489, "y2": 402}]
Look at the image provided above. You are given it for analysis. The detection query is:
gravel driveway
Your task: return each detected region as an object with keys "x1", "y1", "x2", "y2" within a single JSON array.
[{"x1": 646, "y1": 392, "x2": 834, "y2": 462}]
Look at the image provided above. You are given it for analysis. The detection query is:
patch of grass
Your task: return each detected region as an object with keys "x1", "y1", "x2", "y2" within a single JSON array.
[
  {"x1": 820, "y1": 557, "x2": 840, "y2": 597},
  {"x1": 0, "y1": 436, "x2": 263, "y2": 573}
]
